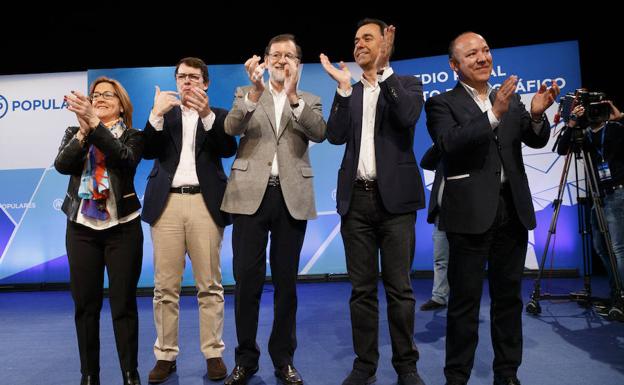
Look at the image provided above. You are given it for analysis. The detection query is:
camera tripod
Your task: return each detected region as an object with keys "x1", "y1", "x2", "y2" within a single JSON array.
[{"x1": 526, "y1": 127, "x2": 624, "y2": 320}]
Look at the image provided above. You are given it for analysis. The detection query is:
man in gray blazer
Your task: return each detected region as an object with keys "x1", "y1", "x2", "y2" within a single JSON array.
[{"x1": 221, "y1": 34, "x2": 327, "y2": 385}]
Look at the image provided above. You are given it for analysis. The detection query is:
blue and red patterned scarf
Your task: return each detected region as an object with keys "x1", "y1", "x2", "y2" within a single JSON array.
[{"x1": 78, "y1": 119, "x2": 126, "y2": 220}]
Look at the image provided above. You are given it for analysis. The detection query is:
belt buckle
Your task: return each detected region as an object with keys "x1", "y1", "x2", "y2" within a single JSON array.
[
  {"x1": 180, "y1": 186, "x2": 191, "y2": 194},
  {"x1": 268, "y1": 175, "x2": 279, "y2": 187},
  {"x1": 359, "y1": 179, "x2": 374, "y2": 191}
]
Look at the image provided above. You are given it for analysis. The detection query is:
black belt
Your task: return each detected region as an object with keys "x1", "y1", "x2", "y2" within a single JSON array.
[
  {"x1": 268, "y1": 175, "x2": 280, "y2": 187},
  {"x1": 355, "y1": 178, "x2": 377, "y2": 191},
  {"x1": 170, "y1": 185, "x2": 201, "y2": 194}
]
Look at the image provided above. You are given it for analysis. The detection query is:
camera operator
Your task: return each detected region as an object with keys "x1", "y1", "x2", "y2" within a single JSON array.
[{"x1": 557, "y1": 100, "x2": 624, "y2": 317}]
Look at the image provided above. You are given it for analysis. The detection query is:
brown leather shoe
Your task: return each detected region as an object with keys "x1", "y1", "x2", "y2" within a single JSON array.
[
  {"x1": 207, "y1": 357, "x2": 227, "y2": 380},
  {"x1": 148, "y1": 360, "x2": 176, "y2": 383}
]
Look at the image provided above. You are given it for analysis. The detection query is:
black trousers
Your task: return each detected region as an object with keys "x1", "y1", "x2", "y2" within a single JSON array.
[
  {"x1": 340, "y1": 184, "x2": 418, "y2": 375},
  {"x1": 66, "y1": 217, "x2": 143, "y2": 375},
  {"x1": 232, "y1": 185, "x2": 307, "y2": 369},
  {"x1": 444, "y1": 186, "x2": 527, "y2": 383}
]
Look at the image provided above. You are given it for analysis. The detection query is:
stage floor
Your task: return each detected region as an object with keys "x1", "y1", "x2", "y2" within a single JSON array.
[{"x1": 1, "y1": 277, "x2": 622, "y2": 385}]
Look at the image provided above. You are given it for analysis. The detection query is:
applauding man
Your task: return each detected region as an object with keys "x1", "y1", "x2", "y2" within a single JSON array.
[
  {"x1": 142, "y1": 57, "x2": 237, "y2": 383},
  {"x1": 321, "y1": 19, "x2": 426, "y2": 385},
  {"x1": 221, "y1": 34, "x2": 326, "y2": 385},
  {"x1": 425, "y1": 32, "x2": 559, "y2": 385}
]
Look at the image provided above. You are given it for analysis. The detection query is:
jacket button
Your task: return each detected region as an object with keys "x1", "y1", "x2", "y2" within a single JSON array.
[{"x1": 268, "y1": 162, "x2": 272, "y2": 166}]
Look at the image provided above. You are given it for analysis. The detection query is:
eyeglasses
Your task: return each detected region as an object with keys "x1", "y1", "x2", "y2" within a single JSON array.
[
  {"x1": 176, "y1": 73, "x2": 203, "y2": 82},
  {"x1": 90, "y1": 91, "x2": 118, "y2": 101},
  {"x1": 268, "y1": 52, "x2": 299, "y2": 61}
]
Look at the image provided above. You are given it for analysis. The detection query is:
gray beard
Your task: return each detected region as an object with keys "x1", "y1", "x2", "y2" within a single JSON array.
[{"x1": 270, "y1": 68, "x2": 285, "y2": 83}]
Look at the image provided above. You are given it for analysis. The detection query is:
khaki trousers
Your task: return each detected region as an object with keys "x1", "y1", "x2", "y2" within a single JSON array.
[{"x1": 151, "y1": 193, "x2": 225, "y2": 360}]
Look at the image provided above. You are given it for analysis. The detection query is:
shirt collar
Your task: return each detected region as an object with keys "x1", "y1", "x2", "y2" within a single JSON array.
[
  {"x1": 181, "y1": 104, "x2": 197, "y2": 115},
  {"x1": 361, "y1": 75, "x2": 379, "y2": 90},
  {"x1": 268, "y1": 81, "x2": 286, "y2": 97},
  {"x1": 460, "y1": 81, "x2": 493, "y2": 100}
]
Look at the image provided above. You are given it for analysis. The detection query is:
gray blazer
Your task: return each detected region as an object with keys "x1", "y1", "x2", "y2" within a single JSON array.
[{"x1": 221, "y1": 85, "x2": 327, "y2": 220}]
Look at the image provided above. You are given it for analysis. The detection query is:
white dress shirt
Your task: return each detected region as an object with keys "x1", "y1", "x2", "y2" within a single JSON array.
[
  {"x1": 148, "y1": 106, "x2": 215, "y2": 187},
  {"x1": 337, "y1": 67, "x2": 394, "y2": 181},
  {"x1": 244, "y1": 82, "x2": 304, "y2": 176}
]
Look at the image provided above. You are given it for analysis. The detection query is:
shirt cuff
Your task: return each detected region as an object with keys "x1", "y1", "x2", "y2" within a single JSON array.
[
  {"x1": 149, "y1": 111, "x2": 165, "y2": 131},
  {"x1": 337, "y1": 87, "x2": 352, "y2": 97},
  {"x1": 292, "y1": 99, "x2": 305, "y2": 120},
  {"x1": 487, "y1": 109, "x2": 500, "y2": 129},
  {"x1": 378, "y1": 66, "x2": 394, "y2": 83},
  {"x1": 244, "y1": 91, "x2": 258, "y2": 112},
  {"x1": 200, "y1": 110, "x2": 216, "y2": 131}
]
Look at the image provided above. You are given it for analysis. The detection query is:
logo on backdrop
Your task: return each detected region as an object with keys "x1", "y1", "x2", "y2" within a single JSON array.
[
  {"x1": 0, "y1": 95, "x2": 8, "y2": 119},
  {"x1": 0, "y1": 202, "x2": 36, "y2": 210},
  {"x1": 52, "y1": 199, "x2": 63, "y2": 211},
  {"x1": 0, "y1": 95, "x2": 67, "y2": 119}
]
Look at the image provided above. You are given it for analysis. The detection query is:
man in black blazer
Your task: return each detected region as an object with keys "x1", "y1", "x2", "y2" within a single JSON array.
[
  {"x1": 425, "y1": 32, "x2": 559, "y2": 385},
  {"x1": 321, "y1": 18, "x2": 425, "y2": 385},
  {"x1": 142, "y1": 57, "x2": 237, "y2": 383}
]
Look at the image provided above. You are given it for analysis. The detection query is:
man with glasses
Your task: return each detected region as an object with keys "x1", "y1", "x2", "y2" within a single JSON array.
[
  {"x1": 221, "y1": 34, "x2": 327, "y2": 385},
  {"x1": 142, "y1": 57, "x2": 238, "y2": 383}
]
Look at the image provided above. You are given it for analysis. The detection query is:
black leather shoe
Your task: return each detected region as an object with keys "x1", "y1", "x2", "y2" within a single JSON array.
[
  {"x1": 341, "y1": 369, "x2": 376, "y2": 385},
  {"x1": 493, "y1": 375, "x2": 521, "y2": 385},
  {"x1": 224, "y1": 365, "x2": 259, "y2": 385},
  {"x1": 123, "y1": 369, "x2": 141, "y2": 385},
  {"x1": 275, "y1": 364, "x2": 303, "y2": 385},
  {"x1": 398, "y1": 371, "x2": 425, "y2": 385},
  {"x1": 420, "y1": 299, "x2": 447, "y2": 311},
  {"x1": 80, "y1": 375, "x2": 100, "y2": 385}
]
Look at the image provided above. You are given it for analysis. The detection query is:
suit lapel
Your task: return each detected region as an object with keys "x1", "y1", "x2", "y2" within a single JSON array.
[
  {"x1": 277, "y1": 101, "x2": 292, "y2": 140},
  {"x1": 195, "y1": 115, "x2": 206, "y2": 157},
  {"x1": 353, "y1": 82, "x2": 364, "y2": 156},
  {"x1": 452, "y1": 83, "x2": 484, "y2": 118},
  {"x1": 374, "y1": 87, "x2": 386, "y2": 135},
  {"x1": 488, "y1": 88, "x2": 504, "y2": 136},
  {"x1": 168, "y1": 107, "x2": 183, "y2": 155},
  {"x1": 258, "y1": 90, "x2": 278, "y2": 139}
]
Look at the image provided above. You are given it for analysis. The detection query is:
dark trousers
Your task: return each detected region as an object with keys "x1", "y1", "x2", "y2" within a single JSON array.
[
  {"x1": 444, "y1": 186, "x2": 527, "y2": 383},
  {"x1": 66, "y1": 217, "x2": 143, "y2": 375},
  {"x1": 232, "y1": 185, "x2": 307, "y2": 369},
  {"x1": 341, "y1": 184, "x2": 418, "y2": 375}
]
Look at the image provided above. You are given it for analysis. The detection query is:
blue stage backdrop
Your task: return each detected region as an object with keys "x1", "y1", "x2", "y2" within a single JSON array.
[{"x1": 0, "y1": 41, "x2": 582, "y2": 287}]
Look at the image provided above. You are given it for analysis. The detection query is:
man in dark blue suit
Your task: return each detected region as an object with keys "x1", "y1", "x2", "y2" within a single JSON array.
[
  {"x1": 321, "y1": 18, "x2": 426, "y2": 385},
  {"x1": 141, "y1": 57, "x2": 237, "y2": 383},
  {"x1": 425, "y1": 32, "x2": 559, "y2": 385}
]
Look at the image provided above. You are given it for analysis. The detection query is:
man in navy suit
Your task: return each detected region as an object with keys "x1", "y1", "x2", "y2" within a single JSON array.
[
  {"x1": 425, "y1": 32, "x2": 559, "y2": 385},
  {"x1": 141, "y1": 57, "x2": 237, "y2": 383},
  {"x1": 321, "y1": 18, "x2": 425, "y2": 385}
]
